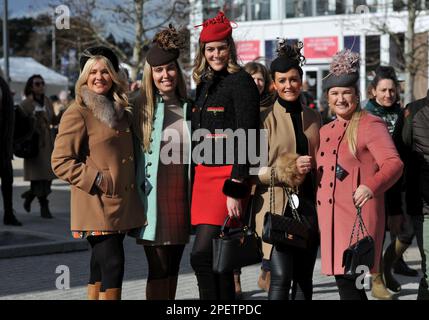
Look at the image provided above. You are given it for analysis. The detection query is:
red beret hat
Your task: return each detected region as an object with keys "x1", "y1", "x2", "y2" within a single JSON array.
[{"x1": 196, "y1": 11, "x2": 234, "y2": 43}]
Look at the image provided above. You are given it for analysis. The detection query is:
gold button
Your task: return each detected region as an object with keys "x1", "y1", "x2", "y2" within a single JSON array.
[
  {"x1": 122, "y1": 159, "x2": 126, "y2": 164},
  {"x1": 129, "y1": 156, "x2": 134, "y2": 161},
  {"x1": 116, "y1": 130, "x2": 120, "y2": 135}
]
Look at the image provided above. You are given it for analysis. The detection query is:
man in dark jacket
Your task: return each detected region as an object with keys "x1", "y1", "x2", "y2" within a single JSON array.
[
  {"x1": 0, "y1": 75, "x2": 21, "y2": 226},
  {"x1": 408, "y1": 89, "x2": 429, "y2": 300}
]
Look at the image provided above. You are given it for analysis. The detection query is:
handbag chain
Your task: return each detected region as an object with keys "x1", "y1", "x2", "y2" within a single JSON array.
[
  {"x1": 270, "y1": 167, "x2": 302, "y2": 222},
  {"x1": 269, "y1": 167, "x2": 276, "y2": 214},
  {"x1": 348, "y1": 207, "x2": 371, "y2": 247}
]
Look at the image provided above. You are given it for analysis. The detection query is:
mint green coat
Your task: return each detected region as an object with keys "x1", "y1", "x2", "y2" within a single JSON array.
[{"x1": 133, "y1": 96, "x2": 192, "y2": 241}]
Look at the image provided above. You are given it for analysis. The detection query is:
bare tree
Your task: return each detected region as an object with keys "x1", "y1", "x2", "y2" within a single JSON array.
[
  {"x1": 368, "y1": 1, "x2": 428, "y2": 104},
  {"x1": 54, "y1": 0, "x2": 189, "y2": 81}
]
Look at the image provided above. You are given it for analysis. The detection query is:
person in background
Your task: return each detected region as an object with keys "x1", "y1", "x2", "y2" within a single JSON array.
[
  {"x1": 190, "y1": 11, "x2": 260, "y2": 300},
  {"x1": 51, "y1": 46, "x2": 146, "y2": 300},
  {"x1": 365, "y1": 66, "x2": 418, "y2": 299},
  {"x1": 19, "y1": 74, "x2": 58, "y2": 219},
  {"x1": 399, "y1": 88, "x2": 429, "y2": 300},
  {"x1": 131, "y1": 25, "x2": 191, "y2": 300},
  {"x1": 317, "y1": 50, "x2": 403, "y2": 300},
  {"x1": 0, "y1": 73, "x2": 21, "y2": 226},
  {"x1": 241, "y1": 60, "x2": 274, "y2": 296}
]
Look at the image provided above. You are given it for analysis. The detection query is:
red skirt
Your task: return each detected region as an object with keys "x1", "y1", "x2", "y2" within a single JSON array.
[{"x1": 191, "y1": 165, "x2": 233, "y2": 226}]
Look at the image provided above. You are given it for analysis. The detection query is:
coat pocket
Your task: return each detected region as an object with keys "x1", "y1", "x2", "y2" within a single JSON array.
[{"x1": 100, "y1": 169, "x2": 116, "y2": 198}]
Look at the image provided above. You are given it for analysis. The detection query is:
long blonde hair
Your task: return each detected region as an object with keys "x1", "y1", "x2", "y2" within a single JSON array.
[
  {"x1": 138, "y1": 60, "x2": 188, "y2": 152},
  {"x1": 75, "y1": 56, "x2": 129, "y2": 111},
  {"x1": 192, "y1": 36, "x2": 241, "y2": 86}
]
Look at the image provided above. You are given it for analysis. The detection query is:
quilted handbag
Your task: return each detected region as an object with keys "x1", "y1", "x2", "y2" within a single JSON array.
[
  {"x1": 342, "y1": 207, "x2": 375, "y2": 275},
  {"x1": 262, "y1": 167, "x2": 310, "y2": 249}
]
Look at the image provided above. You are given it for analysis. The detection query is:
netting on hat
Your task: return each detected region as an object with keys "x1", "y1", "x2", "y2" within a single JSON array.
[
  {"x1": 276, "y1": 38, "x2": 306, "y2": 67},
  {"x1": 153, "y1": 24, "x2": 186, "y2": 51},
  {"x1": 329, "y1": 49, "x2": 360, "y2": 76}
]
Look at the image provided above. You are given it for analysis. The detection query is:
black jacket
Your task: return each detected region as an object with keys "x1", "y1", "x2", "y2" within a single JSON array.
[
  {"x1": 411, "y1": 90, "x2": 429, "y2": 205},
  {"x1": 0, "y1": 76, "x2": 15, "y2": 163},
  {"x1": 192, "y1": 68, "x2": 260, "y2": 180},
  {"x1": 394, "y1": 89, "x2": 429, "y2": 215}
]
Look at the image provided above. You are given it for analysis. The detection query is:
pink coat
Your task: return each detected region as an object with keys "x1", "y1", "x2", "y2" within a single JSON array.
[{"x1": 316, "y1": 113, "x2": 403, "y2": 275}]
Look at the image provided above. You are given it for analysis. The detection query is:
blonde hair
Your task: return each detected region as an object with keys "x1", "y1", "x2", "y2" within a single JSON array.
[
  {"x1": 75, "y1": 56, "x2": 129, "y2": 111},
  {"x1": 138, "y1": 60, "x2": 188, "y2": 152},
  {"x1": 192, "y1": 36, "x2": 241, "y2": 85}
]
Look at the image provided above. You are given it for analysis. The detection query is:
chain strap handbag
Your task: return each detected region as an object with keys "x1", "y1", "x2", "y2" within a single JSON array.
[
  {"x1": 212, "y1": 188, "x2": 263, "y2": 273},
  {"x1": 262, "y1": 167, "x2": 310, "y2": 249},
  {"x1": 342, "y1": 207, "x2": 375, "y2": 275}
]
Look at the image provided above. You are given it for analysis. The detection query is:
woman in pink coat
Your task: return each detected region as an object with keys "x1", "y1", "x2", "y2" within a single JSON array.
[{"x1": 316, "y1": 50, "x2": 403, "y2": 300}]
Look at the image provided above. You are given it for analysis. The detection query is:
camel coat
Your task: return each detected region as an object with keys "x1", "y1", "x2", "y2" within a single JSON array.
[
  {"x1": 253, "y1": 100, "x2": 322, "y2": 259},
  {"x1": 51, "y1": 88, "x2": 146, "y2": 231},
  {"x1": 20, "y1": 96, "x2": 57, "y2": 181},
  {"x1": 316, "y1": 113, "x2": 403, "y2": 275}
]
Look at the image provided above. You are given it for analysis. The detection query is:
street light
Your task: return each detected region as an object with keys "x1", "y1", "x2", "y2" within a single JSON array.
[{"x1": 2, "y1": 0, "x2": 9, "y2": 83}]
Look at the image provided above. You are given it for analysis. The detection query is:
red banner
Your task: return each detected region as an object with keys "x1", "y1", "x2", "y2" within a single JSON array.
[
  {"x1": 236, "y1": 40, "x2": 260, "y2": 62},
  {"x1": 304, "y1": 37, "x2": 338, "y2": 59}
]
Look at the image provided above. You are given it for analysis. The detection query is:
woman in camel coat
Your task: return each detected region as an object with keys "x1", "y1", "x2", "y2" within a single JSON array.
[{"x1": 51, "y1": 46, "x2": 146, "y2": 300}]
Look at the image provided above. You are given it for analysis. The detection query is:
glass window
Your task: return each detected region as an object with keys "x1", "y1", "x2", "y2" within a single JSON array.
[
  {"x1": 286, "y1": 0, "x2": 313, "y2": 18},
  {"x1": 203, "y1": 0, "x2": 270, "y2": 21},
  {"x1": 344, "y1": 35, "x2": 360, "y2": 53}
]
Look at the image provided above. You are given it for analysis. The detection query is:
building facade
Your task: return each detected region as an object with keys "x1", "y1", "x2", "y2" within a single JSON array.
[{"x1": 189, "y1": 0, "x2": 429, "y2": 103}]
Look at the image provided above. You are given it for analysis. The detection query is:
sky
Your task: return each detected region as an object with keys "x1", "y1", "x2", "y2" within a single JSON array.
[{"x1": 1, "y1": 0, "x2": 184, "y2": 41}]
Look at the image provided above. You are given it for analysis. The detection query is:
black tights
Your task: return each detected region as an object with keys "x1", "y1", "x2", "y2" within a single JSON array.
[
  {"x1": 87, "y1": 234, "x2": 125, "y2": 291},
  {"x1": 0, "y1": 160, "x2": 13, "y2": 214},
  {"x1": 269, "y1": 243, "x2": 318, "y2": 300},
  {"x1": 190, "y1": 224, "x2": 235, "y2": 300},
  {"x1": 335, "y1": 275, "x2": 368, "y2": 300},
  {"x1": 144, "y1": 245, "x2": 185, "y2": 280}
]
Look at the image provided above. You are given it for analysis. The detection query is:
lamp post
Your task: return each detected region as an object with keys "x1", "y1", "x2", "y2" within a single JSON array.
[{"x1": 2, "y1": 0, "x2": 9, "y2": 83}]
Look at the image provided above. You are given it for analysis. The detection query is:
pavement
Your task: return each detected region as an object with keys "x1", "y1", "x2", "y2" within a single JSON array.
[{"x1": 0, "y1": 159, "x2": 423, "y2": 300}]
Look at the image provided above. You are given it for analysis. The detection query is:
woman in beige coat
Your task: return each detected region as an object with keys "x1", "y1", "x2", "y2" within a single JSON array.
[
  {"x1": 51, "y1": 47, "x2": 146, "y2": 300},
  {"x1": 253, "y1": 40, "x2": 321, "y2": 300},
  {"x1": 20, "y1": 75, "x2": 58, "y2": 219}
]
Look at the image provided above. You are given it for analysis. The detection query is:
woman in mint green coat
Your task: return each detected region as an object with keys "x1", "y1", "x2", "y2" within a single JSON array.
[{"x1": 131, "y1": 26, "x2": 192, "y2": 300}]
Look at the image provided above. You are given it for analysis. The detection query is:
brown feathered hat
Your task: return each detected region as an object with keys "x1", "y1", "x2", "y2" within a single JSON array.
[{"x1": 146, "y1": 24, "x2": 185, "y2": 67}]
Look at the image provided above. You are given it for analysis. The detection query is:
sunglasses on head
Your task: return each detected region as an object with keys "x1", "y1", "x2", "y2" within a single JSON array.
[{"x1": 33, "y1": 81, "x2": 45, "y2": 87}]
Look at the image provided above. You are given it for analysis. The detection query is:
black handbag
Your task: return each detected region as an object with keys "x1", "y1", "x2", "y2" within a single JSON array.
[
  {"x1": 13, "y1": 107, "x2": 39, "y2": 159},
  {"x1": 262, "y1": 167, "x2": 310, "y2": 249},
  {"x1": 342, "y1": 207, "x2": 375, "y2": 275},
  {"x1": 212, "y1": 193, "x2": 263, "y2": 273}
]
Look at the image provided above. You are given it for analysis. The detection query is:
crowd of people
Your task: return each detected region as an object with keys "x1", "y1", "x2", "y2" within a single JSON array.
[{"x1": 1, "y1": 11, "x2": 428, "y2": 301}]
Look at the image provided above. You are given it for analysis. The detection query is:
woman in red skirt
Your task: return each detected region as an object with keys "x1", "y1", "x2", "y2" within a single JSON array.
[{"x1": 190, "y1": 11, "x2": 260, "y2": 300}]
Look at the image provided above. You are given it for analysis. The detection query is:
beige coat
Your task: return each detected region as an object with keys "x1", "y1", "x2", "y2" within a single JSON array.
[
  {"x1": 253, "y1": 100, "x2": 321, "y2": 259},
  {"x1": 51, "y1": 87, "x2": 146, "y2": 231},
  {"x1": 20, "y1": 96, "x2": 57, "y2": 181}
]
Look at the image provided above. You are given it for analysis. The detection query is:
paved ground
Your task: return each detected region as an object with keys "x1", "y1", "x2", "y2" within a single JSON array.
[{"x1": 0, "y1": 159, "x2": 423, "y2": 300}]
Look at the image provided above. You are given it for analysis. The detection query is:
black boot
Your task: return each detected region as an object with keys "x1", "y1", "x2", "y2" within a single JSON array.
[
  {"x1": 3, "y1": 210, "x2": 23, "y2": 226},
  {"x1": 382, "y1": 240, "x2": 402, "y2": 293},
  {"x1": 39, "y1": 197, "x2": 53, "y2": 219},
  {"x1": 417, "y1": 277, "x2": 429, "y2": 300},
  {"x1": 393, "y1": 257, "x2": 419, "y2": 277},
  {"x1": 21, "y1": 190, "x2": 35, "y2": 213}
]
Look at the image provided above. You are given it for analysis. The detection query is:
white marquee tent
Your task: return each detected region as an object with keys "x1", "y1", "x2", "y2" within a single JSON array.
[{"x1": 0, "y1": 57, "x2": 69, "y2": 103}]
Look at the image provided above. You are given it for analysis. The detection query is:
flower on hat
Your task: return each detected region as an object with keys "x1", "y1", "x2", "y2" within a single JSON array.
[
  {"x1": 329, "y1": 49, "x2": 360, "y2": 76},
  {"x1": 195, "y1": 11, "x2": 235, "y2": 43}
]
